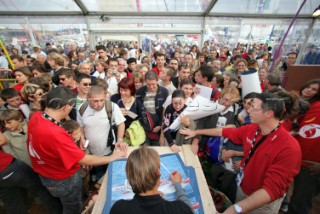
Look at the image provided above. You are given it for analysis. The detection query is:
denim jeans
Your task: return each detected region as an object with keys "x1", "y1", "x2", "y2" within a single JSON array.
[
  {"x1": 91, "y1": 153, "x2": 110, "y2": 182},
  {"x1": 0, "y1": 159, "x2": 62, "y2": 214},
  {"x1": 91, "y1": 164, "x2": 108, "y2": 182},
  {"x1": 40, "y1": 171, "x2": 82, "y2": 214},
  {"x1": 145, "y1": 138, "x2": 160, "y2": 146}
]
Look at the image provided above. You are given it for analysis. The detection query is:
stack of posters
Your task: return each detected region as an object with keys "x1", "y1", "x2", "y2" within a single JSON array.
[{"x1": 103, "y1": 153, "x2": 204, "y2": 214}]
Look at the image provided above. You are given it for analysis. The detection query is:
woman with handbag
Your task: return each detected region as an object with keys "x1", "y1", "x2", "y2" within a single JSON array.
[{"x1": 111, "y1": 77, "x2": 145, "y2": 146}]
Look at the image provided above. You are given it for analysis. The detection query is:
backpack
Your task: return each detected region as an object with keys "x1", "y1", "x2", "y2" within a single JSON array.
[{"x1": 79, "y1": 100, "x2": 117, "y2": 149}]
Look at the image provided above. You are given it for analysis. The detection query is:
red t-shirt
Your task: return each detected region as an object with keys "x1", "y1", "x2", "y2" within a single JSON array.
[
  {"x1": 222, "y1": 124, "x2": 301, "y2": 201},
  {"x1": 13, "y1": 83, "x2": 24, "y2": 93},
  {"x1": 27, "y1": 112, "x2": 85, "y2": 180},
  {"x1": 0, "y1": 150, "x2": 14, "y2": 171},
  {"x1": 296, "y1": 101, "x2": 320, "y2": 163},
  {"x1": 152, "y1": 67, "x2": 162, "y2": 75},
  {"x1": 211, "y1": 86, "x2": 220, "y2": 101},
  {"x1": 13, "y1": 83, "x2": 25, "y2": 99},
  {"x1": 71, "y1": 87, "x2": 78, "y2": 94},
  {"x1": 260, "y1": 81, "x2": 265, "y2": 92}
]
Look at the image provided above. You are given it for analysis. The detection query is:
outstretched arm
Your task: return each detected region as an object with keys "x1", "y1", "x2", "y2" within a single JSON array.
[
  {"x1": 78, "y1": 149, "x2": 126, "y2": 166},
  {"x1": 179, "y1": 127, "x2": 223, "y2": 140}
]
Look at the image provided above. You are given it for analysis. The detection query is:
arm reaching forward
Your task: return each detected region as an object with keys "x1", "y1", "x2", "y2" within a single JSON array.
[{"x1": 179, "y1": 127, "x2": 223, "y2": 140}]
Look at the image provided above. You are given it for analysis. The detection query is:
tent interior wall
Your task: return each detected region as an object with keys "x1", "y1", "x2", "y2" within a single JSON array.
[{"x1": 0, "y1": 0, "x2": 319, "y2": 58}]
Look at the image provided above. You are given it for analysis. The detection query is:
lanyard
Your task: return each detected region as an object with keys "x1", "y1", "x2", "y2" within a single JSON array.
[
  {"x1": 42, "y1": 112, "x2": 62, "y2": 128},
  {"x1": 243, "y1": 123, "x2": 280, "y2": 168},
  {"x1": 42, "y1": 112, "x2": 78, "y2": 144}
]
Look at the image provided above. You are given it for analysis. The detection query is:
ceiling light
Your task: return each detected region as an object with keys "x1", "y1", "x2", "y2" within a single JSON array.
[{"x1": 312, "y1": 5, "x2": 320, "y2": 18}]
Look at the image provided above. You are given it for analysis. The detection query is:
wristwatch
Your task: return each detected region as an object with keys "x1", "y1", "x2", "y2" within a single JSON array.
[{"x1": 234, "y1": 204, "x2": 243, "y2": 214}]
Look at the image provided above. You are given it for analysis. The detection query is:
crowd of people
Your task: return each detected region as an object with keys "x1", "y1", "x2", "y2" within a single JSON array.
[{"x1": 0, "y1": 40, "x2": 319, "y2": 214}]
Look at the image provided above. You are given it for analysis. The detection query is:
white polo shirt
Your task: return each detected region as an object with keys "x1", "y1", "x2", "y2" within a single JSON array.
[{"x1": 77, "y1": 102, "x2": 125, "y2": 156}]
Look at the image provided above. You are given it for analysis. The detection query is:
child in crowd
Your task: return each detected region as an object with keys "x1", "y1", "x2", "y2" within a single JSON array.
[
  {"x1": 162, "y1": 90, "x2": 189, "y2": 153},
  {"x1": 0, "y1": 109, "x2": 31, "y2": 167},
  {"x1": 163, "y1": 78, "x2": 194, "y2": 110},
  {"x1": 158, "y1": 66, "x2": 177, "y2": 95},
  {"x1": 110, "y1": 146, "x2": 193, "y2": 214},
  {"x1": 61, "y1": 120, "x2": 91, "y2": 196},
  {"x1": 211, "y1": 74, "x2": 224, "y2": 91},
  {"x1": 237, "y1": 92, "x2": 259, "y2": 125},
  {"x1": 0, "y1": 88, "x2": 30, "y2": 120},
  {"x1": 132, "y1": 72, "x2": 144, "y2": 91},
  {"x1": 194, "y1": 65, "x2": 220, "y2": 101},
  {"x1": 62, "y1": 120, "x2": 82, "y2": 146}
]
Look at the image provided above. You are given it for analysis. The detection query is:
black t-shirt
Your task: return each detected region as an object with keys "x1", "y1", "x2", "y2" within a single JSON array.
[{"x1": 110, "y1": 194, "x2": 193, "y2": 214}]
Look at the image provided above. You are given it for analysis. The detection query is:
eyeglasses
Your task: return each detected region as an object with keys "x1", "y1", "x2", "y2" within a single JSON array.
[
  {"x1": 250, "y1": 104, "x2": 263, "y2": 112},
  {"x1": 221, "y1": 97, "x2": 232, "y2": 105},
  {"x1": 98, "y1": 52, "x2": 105, "y2": 54},
  {"x1": 180, "y1": 62, "x2": 190, "y2": 67},
  {"x1": 82, "y1": 83, "x2": 91, "y2": 87}
]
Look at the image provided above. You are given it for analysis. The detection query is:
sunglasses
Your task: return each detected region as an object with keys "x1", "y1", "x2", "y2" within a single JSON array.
[
  {"x1": 82, "y1": 83, "x2": 92, "y2": 87},
  {"x1": 29, "y1": 92, "x2": 43, "y2": 97}
]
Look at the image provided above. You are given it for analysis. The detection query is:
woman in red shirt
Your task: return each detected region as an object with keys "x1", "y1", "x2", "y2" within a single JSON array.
[
  {"x1": 12, "y1": 67, "x2": 33, "y2": 96},
  {"x1": 288, "y1": 79, "x2": 320, "y2": 214}
]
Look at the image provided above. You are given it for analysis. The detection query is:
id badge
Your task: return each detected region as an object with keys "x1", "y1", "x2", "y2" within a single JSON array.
[{"x1": 236, "y1": 168, "x2": 244, "y2": 186}]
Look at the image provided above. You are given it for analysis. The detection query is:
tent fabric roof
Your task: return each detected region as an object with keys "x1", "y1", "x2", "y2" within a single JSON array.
[{"x1": 0, "y1": 0, "x2": 318, "y2": 18}]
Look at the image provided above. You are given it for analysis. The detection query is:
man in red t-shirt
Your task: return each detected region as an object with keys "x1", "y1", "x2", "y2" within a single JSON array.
[
  {"x1": 180, "y1": 93, "x2": 301, "y2": 214},
  {"x1": 27, "y1": 87, "x2": 126, "y2": 213},
  {"x1": 152, "y1": 53, "x2": 166, "y2": 75}
]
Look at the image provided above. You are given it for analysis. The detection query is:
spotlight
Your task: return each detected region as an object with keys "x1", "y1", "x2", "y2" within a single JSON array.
[{"x1": 312, "y1": 5, "x2": 320, "y2": 18}]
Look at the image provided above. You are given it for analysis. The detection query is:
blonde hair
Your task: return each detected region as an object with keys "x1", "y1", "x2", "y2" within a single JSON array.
[
  {"x1": 137, "y1": 63, "x2": 150, "y2": 72},
  {"x1": 96, "y1": 60, "x2": 107, "y2": 69},
  {"x1": 219, "y1": 86, "x2": 241, "y2": 103},
  {"x1": 126, "y1": 146, "x2": 160, "y2": 194},
  {"x1": 21, "y1": 83, "x2": 41, "y2": 100},
  {"x1": 133, "y1": 72, "x2": 144, "y2": 84},
  {"x1": 0, "y1": 109, "x2": 22, "y2": 122},
  {"x1": 47, "y1": 52, "x2": 64, "y2": 66}
]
